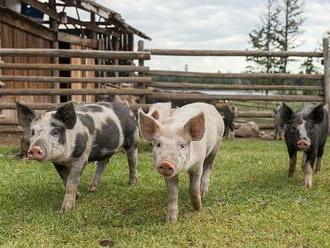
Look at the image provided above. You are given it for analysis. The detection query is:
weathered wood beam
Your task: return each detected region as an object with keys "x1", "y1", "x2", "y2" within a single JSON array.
[
  {"x1": 58, "y1": 32, "x2": 97, "y2": 48},
  {"x1": 148, "y1": 70, "x2": 323, "y2": 80},
  {"x1": 148, "y1": 93, "x2": 323, "y2": 102},
  {"x1": 323, "y1": 38, "x2": 330, "y2": 133},
  {"x1": 0, "y1": 76, "x2": 152, "y2": 84},
  {"x1": 146, "y1": 49, "x2": 323, "y2": 58},
  {"x1": 235, "y1": 111, "x2": 274, "y2": 118},
  {"x1": 0, "y1": 49, "x2": 151, "y2": 60},
  {"x1": 0, "y1": 88, "x2": 152, "y2": 96},
  {"x1": 151, "y1": 82, "x2": 323, "y2": 91},
  {"x1": 0, "y1": 63, "x2": 149, "y2": 72}
]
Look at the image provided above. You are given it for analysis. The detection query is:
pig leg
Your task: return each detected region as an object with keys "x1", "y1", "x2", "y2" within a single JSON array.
[
  {"x1": 126, "y1": 146, "x2": 138, "y2": 185},
  {"x1": 88, "y1": 160, "x2": 108, "y2": 193},
  {"x1": 54, "y1": 163, "x2": 82, "y2": 199},
  {"x1": 201, "y1": 143, "x2": 220, "y2": 197},
  {"x1": 288, "y1": 150, "x2": 297, "y2": 177},
  {"x1": 165, "y1": 176, "x2": 179, "y2": 222},
  {"x1": 189, "y1": 167, "x2": 203, "y2": 211},
  {"x1": 304, "y1": 152, "x2": 316, "y2": 188},
  {"x1": 301, "y1": 153, "x2": 307, "y2": 171},
  {"x1": 315, "y1": 143, "x2": 325, "y2": 174},
  {"x1": 274, "y1": 127, "x2": 278, "y2": 140},
  {"x1": 61, "y1": 160, "x2": 86, "y2": 212}
]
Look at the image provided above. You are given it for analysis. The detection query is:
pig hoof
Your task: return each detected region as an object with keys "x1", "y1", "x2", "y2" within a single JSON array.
[
  {"x1": 200, "y1": 184, "x2": 209, "y2": 197},
  {"x1": 76, "y1": 191, "x2": 82, "y2": 199},
  {"x1": 166, "y1": 214, "x2": 177, "y2": 223},
  {"x1": 128, "y1": 177, "x2": 138, "y2": 186},
  {"x1": 60, "y1": 200, "x2": 75, "y2": 212},
  {"x1": 304, "y1": 181, "x2": 312, "y2": 188},
  {"x1": 88, "y1": 185, "x2": 97, "y2": 193}
]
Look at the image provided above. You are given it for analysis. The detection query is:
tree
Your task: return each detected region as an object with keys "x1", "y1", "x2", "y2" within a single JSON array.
[
  {"x1": 276, "y1": 0, "x2": 305, "y2": 72},
  {"x1": 246, "y1": 0, "x2": 282, "y2": 73}
]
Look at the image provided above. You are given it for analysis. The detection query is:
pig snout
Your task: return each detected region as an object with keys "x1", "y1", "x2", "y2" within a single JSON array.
[
  {"x1": 297, "y1": 139, "x2": 310, "y2": 150},
  {"x1": 157, "y1": 161, "x2": 176, "y2": 177},
  {"x1": 27, "y1": 146, "x2": 45, "y2": 161}
]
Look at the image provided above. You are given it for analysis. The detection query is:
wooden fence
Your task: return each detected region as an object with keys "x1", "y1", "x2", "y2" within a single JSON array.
[
  {"x1": 141, "y1": 38, "x2": 330, "y2": 131},
  {"x1": 0, "y1": 38, "x2": 329, "y2": 132}
]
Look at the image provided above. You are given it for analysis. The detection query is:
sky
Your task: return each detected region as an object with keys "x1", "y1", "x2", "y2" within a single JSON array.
[{"x1": 95, "y1": 0, "x2": 330, "y2": 73}]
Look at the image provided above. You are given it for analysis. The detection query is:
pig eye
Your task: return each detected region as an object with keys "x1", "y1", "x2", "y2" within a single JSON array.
[
  {"x1": 30, "y1": 129, "x2": 35, "y2": 136},
  {"x1": 155, "y1": 142, "x2": 161, "y2": 148},
  {"x1": 52, "y1": 128, "x2": 61, "y2": 136},
  {"x1": 179, "y1": 143, "x2": 186, "y2": 149}
]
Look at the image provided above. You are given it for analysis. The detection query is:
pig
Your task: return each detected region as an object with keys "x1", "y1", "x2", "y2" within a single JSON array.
[
  {"x1": 147, "y1": 102, "x2": 173, "y2": 122},
  {"x1": 16, "y1": 101, "x2": 139, "y2": 211},
  {"x1": 138, "y1": 102, "x2": 224, "y2": 222},
  {"x1": 217, "y1": 104, "x2": 236, "y2": 139},
  {"x1": 273, "y1": 103, "x2": 284, "y2": 140},
  {"x1": 281, "y1": 103, "x2": 328, "y2": 187}
]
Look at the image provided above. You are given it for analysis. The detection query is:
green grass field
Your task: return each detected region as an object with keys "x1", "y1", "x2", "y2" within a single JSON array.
[{"x1": 1, "y1": 139, "x2": 330, "y2": 247}]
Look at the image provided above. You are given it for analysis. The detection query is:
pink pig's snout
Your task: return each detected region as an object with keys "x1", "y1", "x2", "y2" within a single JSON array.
[
  {"x1": 157, "y1": 161, "x2": 176, "y2": 177},
  {"x1": 27, "y1": 146, "x2": 45, "y2": 161},
  {"x1": 297, "y1": 139, "x2": 310, "y2": 150}
]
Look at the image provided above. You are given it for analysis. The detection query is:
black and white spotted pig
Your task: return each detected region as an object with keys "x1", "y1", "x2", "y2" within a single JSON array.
[
  {"x1": 281, "y1": 103, "x2": 328, "y2": 187},
  {"x1": 16, "y1": 101, "x2": 139, "y2": 211}
]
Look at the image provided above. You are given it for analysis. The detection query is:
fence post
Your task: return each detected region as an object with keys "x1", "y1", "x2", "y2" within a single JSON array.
[
  {"x1": 138, "y1": 40, "x2": 146, "y2": 103},
  {"x1": 323, "y1": 37, "x2": 330, "y2": 134}
]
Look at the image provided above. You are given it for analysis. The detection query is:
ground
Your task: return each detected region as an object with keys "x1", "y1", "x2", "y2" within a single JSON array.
[{"x1": 1, "y1": 139, "x2": 330, "y2": 247}]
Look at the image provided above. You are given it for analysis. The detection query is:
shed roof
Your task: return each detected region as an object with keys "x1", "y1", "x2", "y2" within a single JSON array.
[{"x1": 10, "y1": 0, "x2": 151, "y2": 40}]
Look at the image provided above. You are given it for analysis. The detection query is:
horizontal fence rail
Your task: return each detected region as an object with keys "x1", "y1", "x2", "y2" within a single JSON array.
[
  {"x1": 0, "y1": 88, "x2": 152, "y2": 96},
  {"x1": 0, "y1": 103, "x2": 151, "y2": 110},
  {"x1": 0, "y1": 63, "x2": 150, "y2": 72},
  {"x1": 0, "y1": 76, "x2": 152, "y2": 84},
  {"x1": 0, "y1": 49, "x2": 151, "y2": 60},
  {"x1": 148, "y1": 70, "x2": 324, "y2": 80},
  {"x1": 148, "y1": 93, "x2": 323, "y2": 102},
  {"x1": 145, "y1": 49, "x2": 323, "y2": 57},
  {"x1": 151, "y1": 82, "x2": 324, "y2": 91}
]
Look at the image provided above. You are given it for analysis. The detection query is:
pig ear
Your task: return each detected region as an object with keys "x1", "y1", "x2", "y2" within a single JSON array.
[
  {"x1": 54, "y1": 102, "x2": 77, "y2": 129},
  {"x1": 184, "y1": 112, "x2": 205, "y2": 141},
  {"x1": 309, "y1": 104, "x2": 324, "y2": 124},
  {"x1": 16, "y1": 102, "x2": 37, "y2": 129},
  {"x1": 138, "y1": 109, "x2": 161, "y2": 141},
  {"x1": 151, "y1": 110, "x2": 160, "y2": 120},
  {"x1": 281, "y1": 103, "x2": 293, "y2": 124}
]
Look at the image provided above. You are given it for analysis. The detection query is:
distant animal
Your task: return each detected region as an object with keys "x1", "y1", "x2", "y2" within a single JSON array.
[
  {"x1": 217, "y1": 104, "x2": 236, "y2": 139},
  {"x1": 16, "y1": 101, "x2": 139, "y2": 212},
  {"x1": 281, "y1": 103, "x2": 328, "y2": 187},
  {"x1": 273, "y1": 103, "x2": 284, "y2": 140}
]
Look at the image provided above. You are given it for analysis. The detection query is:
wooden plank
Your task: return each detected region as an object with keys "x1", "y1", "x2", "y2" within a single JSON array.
[
  {"x1": 0, "y1": 88, "x2": 151, "y2": 96},
  {"x1": 148, "y1": 70, "x2": 323, "y2": 80},
  {"x1": 0, "y1": 76, "x2": 152, "y2": 84},
  {"x1": 146, "y1": 49, "x2": 323, "y2": 58},
  {"x1": 138, "y1": 40, "x2": 146, "y2": 103},
  {"x1": 151, "y1": 82, "x2": 323, "y2": 91},
  {"x1": 0, "y1": 49, "x2": 151, "y2": 60},
  {"x1": 148, "y1": 93, "x2": 323, "y2": 102},
  {"x1": 323, "y1": 38, "x2": 330, "y2": 133},
  {"x1": 235, "y1": 111, "x2": 274, "y2": 118},
  {"x1": 0, "y1": 7, "x2": 55, "y2": 41},
  {"x1": 58, "y1": 32, "x2": 97, "y2": 49},
  {"x1": 0, "y1": 103, "x2": 151, "y2": 110},
  {"x1": 0, "y1": 63, "x2": 149, "y2": 72}
]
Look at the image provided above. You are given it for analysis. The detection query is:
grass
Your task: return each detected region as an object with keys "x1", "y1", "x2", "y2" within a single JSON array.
[{"x1": 1, "y1": 139, "x2": 330, "y2": 247}]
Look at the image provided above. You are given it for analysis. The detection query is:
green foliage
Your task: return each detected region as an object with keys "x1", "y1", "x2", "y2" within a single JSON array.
[
  {"x1": 1, "y1": 140, "x2": 330, "y2": 247},
  {"x1": 247, "y1": 0, "x2": 282, "y2": 73}
]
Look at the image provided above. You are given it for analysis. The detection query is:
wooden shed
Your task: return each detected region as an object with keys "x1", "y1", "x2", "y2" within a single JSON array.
[{"x1": 0, "y1": 0, "x2": 150, "y2": 120}]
